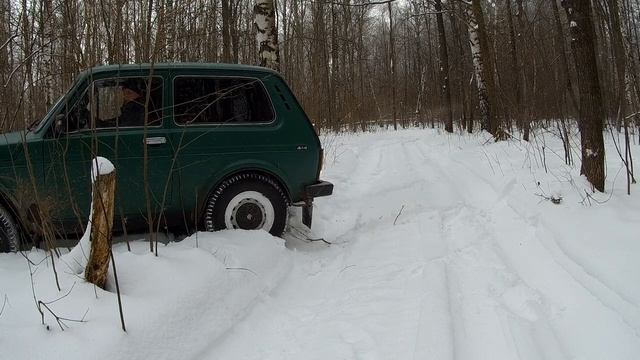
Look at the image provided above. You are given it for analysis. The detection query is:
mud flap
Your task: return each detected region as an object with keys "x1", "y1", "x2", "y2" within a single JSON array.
[{"x1": 302, "y1": 200, "x2": 313, "y2": 228}]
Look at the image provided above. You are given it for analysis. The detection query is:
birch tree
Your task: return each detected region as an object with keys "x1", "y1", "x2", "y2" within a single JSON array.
[
  {"x1": 465, "y1": 0, "x2": 500, "y2": 139},
  {"x1": 254, "y1": 0, "x2": 279, "y2": 71}
]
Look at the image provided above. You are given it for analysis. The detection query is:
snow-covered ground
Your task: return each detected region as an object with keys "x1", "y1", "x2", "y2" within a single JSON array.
[{"x1": 1, "y1": 128, "x2": 639, "y2": 360}]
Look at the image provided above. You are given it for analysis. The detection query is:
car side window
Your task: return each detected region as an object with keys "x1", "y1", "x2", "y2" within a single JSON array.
[
  {"x1": 65, "y1": 77, "x2": 163, "y2": 132},
  {"x1": 173, "y1": 77, "x2": 274, "y2": 125}
]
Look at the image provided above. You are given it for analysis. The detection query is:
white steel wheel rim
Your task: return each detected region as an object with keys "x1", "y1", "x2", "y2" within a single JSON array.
[{"x1": 224, "y1": 191, "x2": 275, "y2": 231}]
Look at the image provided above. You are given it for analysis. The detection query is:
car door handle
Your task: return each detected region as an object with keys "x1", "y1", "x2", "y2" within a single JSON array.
[{"x1": 145, "y1": 137, "x2": 166, "y2": 145}]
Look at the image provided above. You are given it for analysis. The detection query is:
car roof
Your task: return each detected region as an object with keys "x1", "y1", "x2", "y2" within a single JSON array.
[{"x1": 79, "y1": 63, "x2": 280, "y2": 77}]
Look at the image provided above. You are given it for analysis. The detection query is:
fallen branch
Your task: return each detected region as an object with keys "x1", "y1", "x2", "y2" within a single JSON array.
[{"x1": 534, "y1": 193, "x2": 562, "y2": 204}]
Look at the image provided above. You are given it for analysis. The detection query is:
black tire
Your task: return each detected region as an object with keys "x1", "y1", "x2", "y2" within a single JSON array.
[
  {"x1": 0, "y1": 204, "x2": 19, "y2": 253},
  {"x1": 204, "y1": 173, "x2": 288, "y2": 237}
]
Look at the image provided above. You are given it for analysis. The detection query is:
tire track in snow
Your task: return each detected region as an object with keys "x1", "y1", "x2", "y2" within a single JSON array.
[
  {"x1": 412, "y1": 140, "x2": 561, "y2": 360},
  {"x1": 205, "y1": 131, "x2": 640, "y2": 359},
  {"x1": 417, "y1": 139, "x2": 640, "y2": 360},
  {"x1": 209, "y1": 134, "x2": 458, "y2": 359},
  {"x1": 534, "y1": 219, "x2": 640, "y2": 334},
  {"x1": 400, "y1": 138, "x2": 458, "y2": 360},
  {"x1": 431, "y1": 140, "x2": 640, "y2": 338},
  {"x1": 320, "y1": 137, "x2": 431, "y2": 241},
  {"x1": 402, "y1": 139, "x2": 527, "y2": 360}
]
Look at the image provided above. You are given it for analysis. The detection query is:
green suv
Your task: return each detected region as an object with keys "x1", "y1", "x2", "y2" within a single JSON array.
[{"x1": 0, "y1": 63, "x2": 333, "y2": 252}]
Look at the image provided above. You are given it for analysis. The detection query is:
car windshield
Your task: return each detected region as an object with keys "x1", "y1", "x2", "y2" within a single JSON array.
[{"x1": 28, "y1": 94, "x2": 65, "y2": 132}]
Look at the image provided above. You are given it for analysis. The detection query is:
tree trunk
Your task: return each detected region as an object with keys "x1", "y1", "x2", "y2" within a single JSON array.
[
  {"x1": 551, "y1": 0, "x2": 579, "y2": 114},
  {"x1": 388, "y1": 1, "x2": 397, "y2": 130},
  {"x1": 255, "y1": 0, "x2": 280, "y2": 71},
  {"x1": 85, "y1": 161, "x2": 117, "y2": 289},
  {"x1": 222, "y1": 0, "x2": 232, "y2": 62},
  {"x1": 435, "y1": 0, "x2": 453, "y2": 133},
  {"x1": 562, "y1": 0, "x2": 606, "y2": 191},
  {"x1": 506, "y1": 0, "x2": 525, "y2": 140},
  {"x1": 466, "y1": 0, "x2": 498, "y2": 138}
]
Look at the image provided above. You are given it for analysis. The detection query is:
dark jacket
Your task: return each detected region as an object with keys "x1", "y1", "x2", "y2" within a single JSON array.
[{"x1": 118, "y1": 100, "x2": 145, "y2": 127}]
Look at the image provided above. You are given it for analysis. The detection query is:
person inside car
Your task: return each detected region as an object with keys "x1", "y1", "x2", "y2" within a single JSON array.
[{"x1": 98, "y1": 79, "x2": 146, "y2": 128}]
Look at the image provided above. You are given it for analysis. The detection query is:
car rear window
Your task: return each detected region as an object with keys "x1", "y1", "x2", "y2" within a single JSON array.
[{"x1": 173, "y1": 77, "x2": 274, "y2": 125}]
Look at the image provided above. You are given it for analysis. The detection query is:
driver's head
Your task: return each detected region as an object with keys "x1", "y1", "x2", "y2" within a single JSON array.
[{"x1": 121, "y1": 79, "x2": 142, "y2": 102}]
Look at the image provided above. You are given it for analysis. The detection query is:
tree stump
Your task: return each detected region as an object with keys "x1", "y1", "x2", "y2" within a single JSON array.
[{"x1": 85, "y1": 158, "x2": 117, "y2": 289}]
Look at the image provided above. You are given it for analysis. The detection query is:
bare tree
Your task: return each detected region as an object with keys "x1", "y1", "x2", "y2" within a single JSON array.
[
  {"x1": 563, "y1": 0, "x2": 606, "y2": 191},
  {"x1": 1, "y1": 0, "x2": 639, "y2": 169},
  {"x1": 434, "y1": 0, "x2": 453, "y2": 133}
]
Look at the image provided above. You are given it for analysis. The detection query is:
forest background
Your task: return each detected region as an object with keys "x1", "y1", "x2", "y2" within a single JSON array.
[{"x1": 1, "y1": 0, "x2": 639, "y2": 190}]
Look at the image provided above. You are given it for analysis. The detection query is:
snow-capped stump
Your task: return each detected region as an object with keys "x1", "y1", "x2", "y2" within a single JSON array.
[{"x1": 84, "y1": 157, "x2": 117, "y2": 289}]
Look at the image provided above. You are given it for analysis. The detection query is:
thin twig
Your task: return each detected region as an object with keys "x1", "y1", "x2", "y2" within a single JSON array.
[
  {"x1": 110, "y1": 249, "x2": 126, "y2": 332},
  {"x1": 624, "y1": 111, "x2": 639, "y2": 120},
  {"x1": 393, "y1": 205, "x2": 405, "y2": 225},
  {"x1": 37, "y1": 301, "x2": 86, "y2": 331},
  {"x1": 288, "y1": 226, "x2": 333, "y2": 245},
  {"x1": 41, "y1": 282, "x2": 77, "y2": 305},
  {"x1": 0, "y1": 294, "x2": 7, "y2": 318},
  {"x1": 312, "y1": 0, "x2": 396, "y2": 7},
  {"x1": 225, "y1": 267, "x2": 258, "y2": 276}
]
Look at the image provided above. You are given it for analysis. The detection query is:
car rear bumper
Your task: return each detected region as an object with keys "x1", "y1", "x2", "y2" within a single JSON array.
[{"x1": 306, "y1": 180, "x2": 333, "y2": 198}]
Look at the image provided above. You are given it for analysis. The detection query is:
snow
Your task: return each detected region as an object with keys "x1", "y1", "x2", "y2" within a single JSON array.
[
  {"x1": 2, "y1": 127, "x2": 640, "y2": 360},
  {"x1": 91, "y1": 156, "x2": 115, "y2": 182}
]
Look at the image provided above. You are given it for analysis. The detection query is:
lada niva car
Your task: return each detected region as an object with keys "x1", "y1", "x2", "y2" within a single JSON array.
[{"x1": 0, "y1": 63, "x2": 332, "y2": 252}]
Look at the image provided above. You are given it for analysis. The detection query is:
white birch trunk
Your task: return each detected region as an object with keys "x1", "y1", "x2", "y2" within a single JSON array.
[
  {"x1": 42, "y1": 0, "x2": 55, "y2": 108},
  {"x1": 465, "y1": 2, "x2": 490, "y2": 132},
  {"x1": 254, "y1": 0, "x2": 280, "y2": 71}
]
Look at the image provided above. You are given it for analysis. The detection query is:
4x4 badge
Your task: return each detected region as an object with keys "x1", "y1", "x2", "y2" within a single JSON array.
[{"x1": 296, "y1": 145, "x2": 308, "y2": 151}]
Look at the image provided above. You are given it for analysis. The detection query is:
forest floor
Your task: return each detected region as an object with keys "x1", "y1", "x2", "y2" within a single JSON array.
[{"x1": 2, "y1": 127, "x2": 640, "y2": 360}]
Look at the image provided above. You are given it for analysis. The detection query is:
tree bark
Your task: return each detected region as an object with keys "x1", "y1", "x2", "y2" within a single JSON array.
[
  {"x1": 435, "y1": 0, "x2": 453, "y2": 133},
  {"x1": 466, "y1": 0, "x2": 499, "y2": 138},
  {"x1": 551, "y1": 0, "x2": 579, "y2": 114},
  {"x1": 388, "y1": 1, "x2": 397, "y2": 130},
  {"x1": 562, "y1": 0, "x2": 606, "y2": 191},
  {"x1": 506, "y1": 0, "x2": 525, "y2": 140},
  {"x1": 222, "y1": 0, "x2": 232, "y2": 62},
  {"x1": 254, "y1": 0, "x2": 280, "y2": 71},
  {"x1": 85, "y1": 165, "x2": 117, "y2": 289}
]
